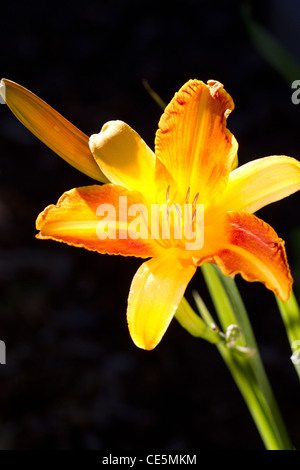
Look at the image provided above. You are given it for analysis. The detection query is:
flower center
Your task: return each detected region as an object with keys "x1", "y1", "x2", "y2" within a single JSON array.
[{"x1": 152, "y1": 185, "x2": 203, "y2": 252}]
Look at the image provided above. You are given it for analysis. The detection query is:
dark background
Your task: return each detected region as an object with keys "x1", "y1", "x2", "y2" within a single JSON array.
[{"x1": 1, "y1": 0, "x2": 300, "y2": 450}]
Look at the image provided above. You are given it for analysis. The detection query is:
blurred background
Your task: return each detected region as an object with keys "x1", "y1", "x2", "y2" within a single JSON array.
[{"x1": 1, "y1": 0, "x2": 300, "y2": 450}]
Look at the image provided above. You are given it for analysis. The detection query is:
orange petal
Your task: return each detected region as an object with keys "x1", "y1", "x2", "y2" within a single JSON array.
[
  {"x1": 1, "y1": 79, "x2": 108, "y2": 182},
  {"x1": 218, "y1": 155, "x2": 300, "y2": 214},
  {"x1": 89, "y1": 121, "x2": 157, "y2": 200},
  {"x1": 127, "y1": 256, "x2": 196, "y2": 350},
  {"x1": 36, "y1": 184, "x2": 161, "y2": 258},
  {"x1": 212, "y1": 211, "x2": 292, "y2": 301},
  {"x1": 155, "y1": 79, "x2": 238, "y2": 205}
]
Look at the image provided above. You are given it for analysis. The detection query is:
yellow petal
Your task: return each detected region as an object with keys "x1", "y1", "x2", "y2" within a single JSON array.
[
  {"x1": 1, "y1": 79, "x2": 108, "y2": 182},
  {"x1": 89, "y1": 120, "x2": 157, "y2": 200},
  {"x1": 213, "y1": 211, "x2": 292, "y2": 301},
  {"x1": 127, "y1": 256, "x2": 196, "y2": 350},
  {"x1": 218, "y1": 155, "x2": 300, "y2": 214},
  {"x1": 155, "y1": 79, "x2": 238, "y2": 205},
  {"x1": 36, "y1": 184, "x2": 161, "y2": 258}
]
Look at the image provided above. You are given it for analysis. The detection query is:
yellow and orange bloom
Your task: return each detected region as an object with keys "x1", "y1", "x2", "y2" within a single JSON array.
[{"x1": 1, "y1": 78, "x2": 300, "y2": 350}]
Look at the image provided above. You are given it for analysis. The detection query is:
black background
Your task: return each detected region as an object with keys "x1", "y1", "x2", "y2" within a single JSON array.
[{"x1": 1, "y1": 0, "x2": 300, "y2": 450}]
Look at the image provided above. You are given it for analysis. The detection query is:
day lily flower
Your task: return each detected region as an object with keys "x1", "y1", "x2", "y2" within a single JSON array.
[{"x1": 1, "y1": 78, "x2": 300, "y2": 350}]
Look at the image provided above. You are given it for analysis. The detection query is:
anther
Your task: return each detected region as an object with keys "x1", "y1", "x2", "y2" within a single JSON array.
[
  {"x1": 166, "y1": 185, "x2": 170, "y2": 203},
  {"x1": 174, "y1": 203, "x2": 182, "y2": 218},
  {"x1": 192, "y1": 192, "x2": 199, "y2": 206},
  {"x1": 185, "y1": 187, "x2": 190, "y2": 203}
]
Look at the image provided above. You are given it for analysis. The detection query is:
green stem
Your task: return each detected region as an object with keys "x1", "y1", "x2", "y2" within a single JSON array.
[
  {"x1": 175, "y1": 296, "x2": 220, "y2": 344},
  {"x1": 197, "y1": 264, "x2": 293, "y2": 449},
  {"x1": 275, "y1": 291, "x2": 300, "y2": 381},
  {"x1": 201, "y1": 264, "x2": 240, "y2": 332},
  {"x1": 214, "y1": 268, "x2": 292, "y2": 449},
  {"x1": 218, "y1": 344, "x2": 283, "y2": 450},
  {"x1": 191, "y1": 288, "x2": 284, "y2": 449}
]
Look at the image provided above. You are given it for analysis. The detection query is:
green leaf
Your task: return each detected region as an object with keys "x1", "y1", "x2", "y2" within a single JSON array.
[{"x1": 242, "y1": 3, "x2": 300, "y2": 84}]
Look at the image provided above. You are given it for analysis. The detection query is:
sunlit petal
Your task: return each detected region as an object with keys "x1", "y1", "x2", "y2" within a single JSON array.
[
  {"x1": 127, "y1": 255, "x2": 196, "y2": 350},
  {"x1": 1, "y1": 79, "x2": 108, "y2": 182},
  {"x1": 219, "y1": 155, "x2": 300, "y2": 214},
  {"x1": 155, "y1": 79, "x2": 238, "y2": 204},
  {"x1": 213, "y1": 211, "x2": 292, "y2": 301},
  {"x1": 89, "y1": 120, "x2": 157, "y2": 200},
  {"x1": 36, "y1": 184, "x2": 161, "y2": 258}
]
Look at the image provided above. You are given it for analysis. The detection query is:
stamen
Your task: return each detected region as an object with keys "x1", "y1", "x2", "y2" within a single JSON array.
[
  {"x1": 174, "y1": 203, "x2": 182, "y2": 218},
  {"x1": 185, "y1": 187, "x2": 190, "y2": 203},
  {"x1": 192, "y1": 192, "x2": 199, "y2": 206},
  {"x1": 166, "y1": 185, "x2": 170, "y2": 203}
]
